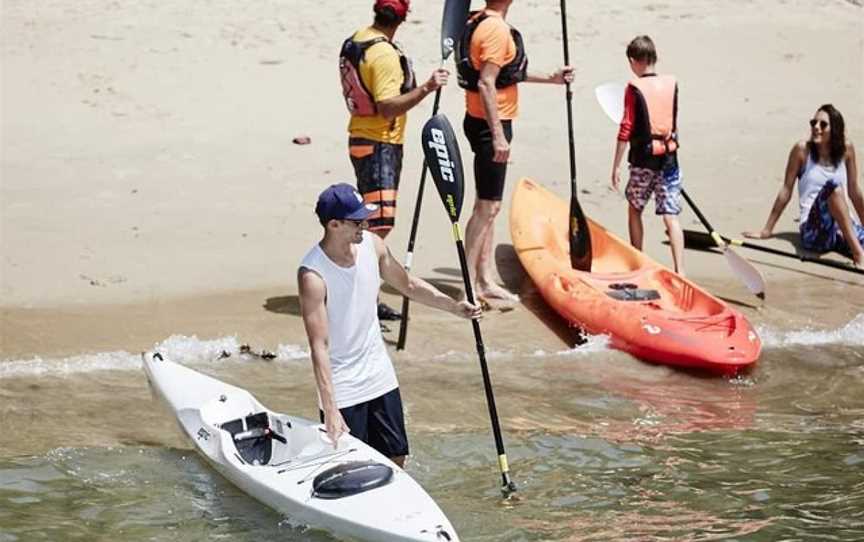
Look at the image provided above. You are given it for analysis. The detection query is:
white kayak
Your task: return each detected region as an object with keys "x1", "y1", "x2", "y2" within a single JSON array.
[{"x1": 142, "y1": 352, "x2": 459, "y2": 542}]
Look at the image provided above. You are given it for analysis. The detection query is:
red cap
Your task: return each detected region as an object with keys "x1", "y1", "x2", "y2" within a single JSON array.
[{"x1": 374, "y1": 0, "x2": 410, "y2": 19}]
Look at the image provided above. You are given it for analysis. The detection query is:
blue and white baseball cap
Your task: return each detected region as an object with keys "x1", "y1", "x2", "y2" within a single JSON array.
[{"x1": 315, "y1": 183, "x2": 378, "y2": 222}]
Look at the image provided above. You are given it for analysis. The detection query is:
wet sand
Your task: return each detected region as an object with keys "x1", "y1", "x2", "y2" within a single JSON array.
[{"x1": 2, "y1": 255, "x2": 861, "y2": 365}]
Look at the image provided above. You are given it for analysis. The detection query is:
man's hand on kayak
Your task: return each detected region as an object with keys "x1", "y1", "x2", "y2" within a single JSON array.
[{"x1": 323, "y1": 408, "x2": 349, "y2": 448}]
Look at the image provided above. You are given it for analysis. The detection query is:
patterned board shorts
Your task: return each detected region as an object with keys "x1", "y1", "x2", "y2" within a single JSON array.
[
  {"x1": 800, "y1": 179, "x2": 864, "y2": 255},
  {"x1": 349, "y1": 138, "x2": 404, "y2": 233},
  {"x1": 625, "y1": 163, "x2": 683, "y2": 215}
]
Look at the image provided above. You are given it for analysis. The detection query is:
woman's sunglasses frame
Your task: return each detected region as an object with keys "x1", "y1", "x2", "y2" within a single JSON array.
[{"x1": 809, "y1": 119, "x2": 829, "y2": 130}]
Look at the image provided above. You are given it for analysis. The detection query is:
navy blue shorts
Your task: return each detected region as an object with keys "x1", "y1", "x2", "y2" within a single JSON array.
[{"x1": 320, "y1": 387, "x2": 409, "y2": 458}]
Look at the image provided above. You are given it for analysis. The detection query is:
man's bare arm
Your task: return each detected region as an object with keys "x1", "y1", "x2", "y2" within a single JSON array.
[
  {"x1": 373, "y1": 236, "x2": 481, "y2": 319},
  {"x1": 298, "y1": 268, "x2": 348, "y2": 446}
]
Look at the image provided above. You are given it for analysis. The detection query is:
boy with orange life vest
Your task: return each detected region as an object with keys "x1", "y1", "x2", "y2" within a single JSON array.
[
  {"x1": 339, "y1": 0, "x2": 449, "y2": 321},
  {"x1": 456, "y1": 0, "x2": 573, "y2": 303},
  {"x1": 610, "y1": 35, "x2": 685, "y2": 275}
]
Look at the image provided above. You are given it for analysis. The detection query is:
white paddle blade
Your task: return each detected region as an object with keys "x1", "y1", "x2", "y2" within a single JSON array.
[
  {"x1": 723, "y1": 246, "x2": 766, "y2": 300},
  {"x1": 595, "y1": 82, "x2": 626, "y2": 124}
]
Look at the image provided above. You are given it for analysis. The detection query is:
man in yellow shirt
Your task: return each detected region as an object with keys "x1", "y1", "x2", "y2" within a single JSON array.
[
  {"x1": 339, "y1": 0, "x2": 449, "y2": 321},
  {"x1": 456, "y1": 0, "x2": 572, "y2": 303}
]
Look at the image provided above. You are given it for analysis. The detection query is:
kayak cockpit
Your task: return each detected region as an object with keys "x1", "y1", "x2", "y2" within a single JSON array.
[{"x1": 220, "y1": 411, "x2": 290, "y2": 466}]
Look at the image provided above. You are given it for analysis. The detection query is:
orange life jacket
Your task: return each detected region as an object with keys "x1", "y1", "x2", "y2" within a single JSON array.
[
  {"x1": 628, "y1": 75, "x2": 678, "y2": 156},
  {"x1": 339, "y1": 36, "x2": 416, "y2": 117}
]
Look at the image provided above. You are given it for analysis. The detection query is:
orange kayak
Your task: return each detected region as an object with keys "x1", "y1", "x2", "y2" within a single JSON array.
[{"x1": 510, "y1": 178, "x2": 761, "y2": 375}]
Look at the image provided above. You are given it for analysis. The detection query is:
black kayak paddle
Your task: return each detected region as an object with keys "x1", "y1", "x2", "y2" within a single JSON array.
[{"x1": 421, "y1": 113, "x2": 517, "y2": 497}]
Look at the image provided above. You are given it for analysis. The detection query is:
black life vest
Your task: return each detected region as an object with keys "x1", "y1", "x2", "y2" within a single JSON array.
[
  {"x1": 339, "y1": 35, "x2": 416, "y2": 117},
  {"x1": 455, "y1": 11, "x2": 527, "y2": 91}
]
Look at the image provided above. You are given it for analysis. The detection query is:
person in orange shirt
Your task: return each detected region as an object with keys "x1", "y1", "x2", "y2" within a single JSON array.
[{"x1": 455, "y1": 0, "x2": 573, "y2": 303}]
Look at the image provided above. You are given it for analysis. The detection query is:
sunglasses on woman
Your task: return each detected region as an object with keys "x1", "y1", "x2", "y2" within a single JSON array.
[{"x1": 809, "y1": 119, "x2": 829, "y2": 130}]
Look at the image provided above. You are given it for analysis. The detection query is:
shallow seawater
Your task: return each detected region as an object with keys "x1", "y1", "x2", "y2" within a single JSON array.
[{"x1": 1, "y1": 317, "x2": 863, "y2": 541}]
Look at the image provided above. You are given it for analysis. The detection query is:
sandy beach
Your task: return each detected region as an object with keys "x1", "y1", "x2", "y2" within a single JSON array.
[{"x1": 3, "y1": 0, "x2": 864, "y2": 359}]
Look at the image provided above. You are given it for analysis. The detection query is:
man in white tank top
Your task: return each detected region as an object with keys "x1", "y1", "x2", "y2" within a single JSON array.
[{"x1": 299, "y1": 183, "x2": 481, "y2": 467}]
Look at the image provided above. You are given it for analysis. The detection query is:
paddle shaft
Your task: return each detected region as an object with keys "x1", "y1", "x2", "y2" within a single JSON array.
[
  {"x1": 451, "y1": 224, "x2": 516, "y2": 495},
  {"x1": 560, "y1": 1, "x2": 576, "y2": 195},
  {"x1": 684, "y1": 229, "x2": 864, "y2": 276},
  {"x1": 559, "y1": 0, "x2": 591, "y2": 271},
  {"x1": 396, "y1": 87, "x2": 443, "y2": 351},
  {"x1": 680, "y1": 188, "x2": 724, "y2": 245}
]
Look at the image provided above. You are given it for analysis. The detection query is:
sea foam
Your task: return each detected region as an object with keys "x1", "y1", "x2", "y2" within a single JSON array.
[
  {"x1": 0, "y1": 335, "x2": 309, "y2": 378},
  {"x1": 3, "y1": 315, "x2": 861, "y2": 378},
  {"x1": 757, "y1": 313, "x2": 864, "y2": 349}
]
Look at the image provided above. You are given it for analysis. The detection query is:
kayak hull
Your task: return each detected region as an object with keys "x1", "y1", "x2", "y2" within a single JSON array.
[
  {"x1": 510, "y1": 178, "x2": 761, "y2": 374},
  {"x1": 142, "y1": 353, "x2": 459, "y2": 542}
]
